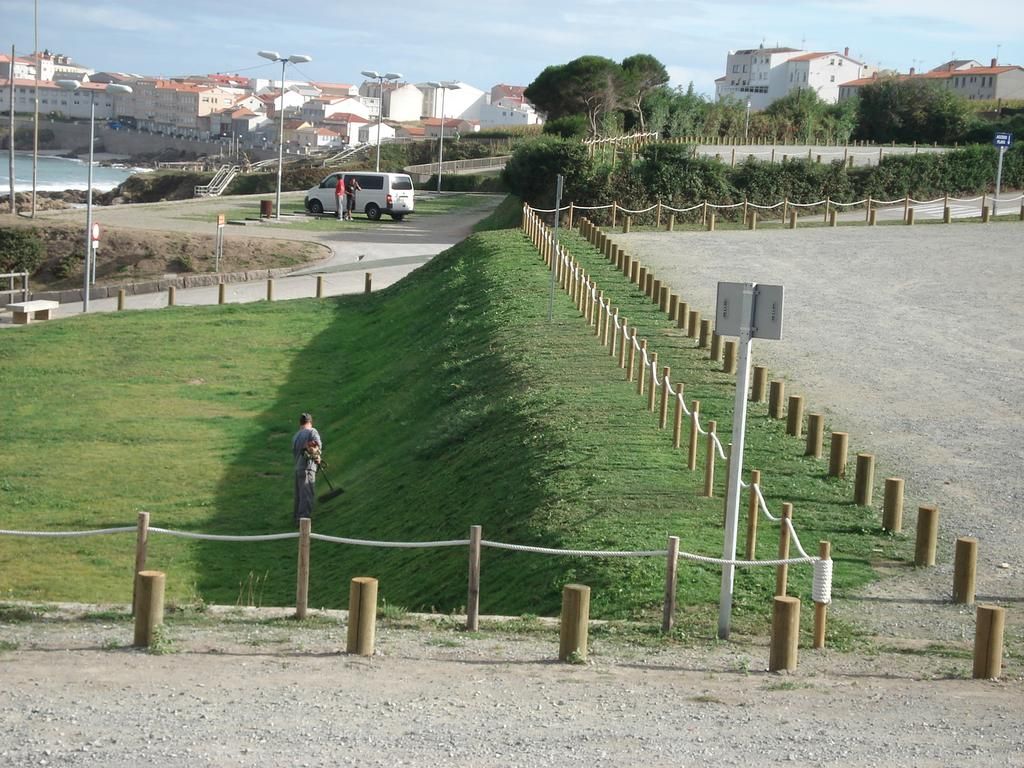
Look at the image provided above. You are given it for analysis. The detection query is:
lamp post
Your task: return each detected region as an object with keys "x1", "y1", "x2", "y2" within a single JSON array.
[
  {"x1": 258, "y1": 51, "x2": 312, "y2": 220},
  {"x1": 427, "y1": 81, "x2": 459, "y2": 193},
  {"x1": 56, "y1": 80, "x2": 133, "y2": 313},
  {"x1": 361, "y1": 70, "x2": 402, "y2": 172},
  {"x1": 744, "y1": 98, "x2": 751, "y2": 144}
]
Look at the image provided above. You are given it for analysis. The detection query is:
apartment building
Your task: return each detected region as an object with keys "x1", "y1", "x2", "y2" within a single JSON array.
[
  {"x1": 839, "y1": 59, "x2": 1024, "y2": 102},
  {"x1": 715, "y1": 45, "x2": 865, "y2": 109},
  {"x1": 0, "y1": 79, "x2": 120, "y2": 119},
  {"x1": 118, "y1": 79, "x2": 238, "y2": 138}
]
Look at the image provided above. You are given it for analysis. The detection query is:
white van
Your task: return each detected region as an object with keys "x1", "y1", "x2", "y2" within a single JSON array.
[{"x1": 304, "y1": 171, "x2": 415, "y2": 221}]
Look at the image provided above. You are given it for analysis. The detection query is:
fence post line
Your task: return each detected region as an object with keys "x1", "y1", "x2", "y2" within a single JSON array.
[
  {"x1": 703, "y1": 420, "x2": 717, "y2": 497},
  {"x1": 698, "y1": 318, "x2": 711, "y2": 348},
  {"x1": 869, "y1": 208, "x2": 877, "y2": 226},
  {"x1": 626, "y1": 329, "x2": 637, "y2": 380},
  {"x1": 953, "y1": 536, "x2": 978, "y2": 605},
  {"x1": 707, "y1": 211, "x2": 716, "y2": 232},
  {"x1": 659, "y1": 285, "x2": 669, "y2": 313},
  {"x1": 637, "y1": 341, "x2": 649, "y2": 396},
  {"x1": 854, "y1": 453, "x2": 875, "y2": 506},
  {"x1": 883, "y1": 477, "x2": 905, "y2": 532},
  {"x1": 776, "y1": 503, "x2": 793, "y2": 596},
  {"x1": 668, "y1": 294, "x2": 679, "y2": 321},
  {"x1": 672, "y1": 384, "x2": 684, "y2": 448},
  {"x1": 745, "y1": 470, "x2": 761, "y2": 561},
  {"x1": 710, "y1": 332, "x2": 723, "y2": 362},
  {"x1": 785, "y1": 394, "x2": 804, "y2": 436},
  {"x1": 915, "y1": 505, "x2": 939, "y2": 566},
  {"x1": 768, "y1": 380, "x2": 786, "y2": 419},
  {"x1": 789, "y1": 210, "x2": 798, "y2": 229},
  {"x1": 295, "y1": 517, "x2": 311, "y2": 620},
  {"x1": 973, "y1": 605, "x2": 1006, "y2": 679},
  {"x1": 751, "y1": 365, "x2": 768, "y2": 402},
  {"x1": 687, "y1": 310, "x2": 701, "y2": 339},
  {"x1": 559, "y1": 584, "x2": 591, "y2": 662},
  {"x1": 467, "y1": 524, "x2": 482, "y2": 631},
  {"x1": 828, "y1": 432, "x2": 849, "y2": 478},
  {"x1": 769, "y1": 596, "x2": 801, "y2": 672},
  {"x1": 677, "y1": 301, "x2": 689, "y2": 332},
  {"x1": 812, "y1": 540, "x2": 831, "y2": 649},
  {"x1": 723, "y1": 340, "x2": 737, "y2": 374},
  {"x1": 132, "y1": 511, "x2": 150, "y2": 617},
  {"x1": 667, "y1": 213, "x2": 675, "y2": 231},
  {"x1": 346, "y1": 576, "x2": 379, "y2": 656},
  {"x1": 650, "y1": 277, "x2": 661, "y2": 303},
  {"x1": 659, "y1": 366, "x2": 671, "y2": 427},
  {"x1": 687, "y1": 401, "x2": 701, "y2": 470},
  {"x1": 662, "y1": 535, "x2": 680, "y2": 632},
  {"x1": 133, "y1": 570, "x2": 166, "y2": 648}
]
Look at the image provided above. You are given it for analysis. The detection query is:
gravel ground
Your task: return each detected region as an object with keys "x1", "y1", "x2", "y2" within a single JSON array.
[
  {"x1": 612, "y1": 222, "x2": 1024, "y2": 645},
  {"x1": 1, "y1": 605, "x2": 1022, "y2": 767}
]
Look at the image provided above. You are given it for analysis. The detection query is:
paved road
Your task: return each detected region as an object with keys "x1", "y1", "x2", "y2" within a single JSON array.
[{"x1": 2, "y1": 192, "x2": 502, "y2": 322}]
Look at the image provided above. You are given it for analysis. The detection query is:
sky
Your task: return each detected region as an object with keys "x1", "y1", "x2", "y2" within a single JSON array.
[{"x1": 2, "y1": 0, "x2": 1023, "y2": 97}]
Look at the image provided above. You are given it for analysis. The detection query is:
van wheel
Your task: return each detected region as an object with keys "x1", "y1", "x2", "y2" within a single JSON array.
[
  {"x1": 308, "y1": 199, "x2": 323, "y2": 215},
  {"x1": 365, "y1": 203, "x2": 381, "y2": 221},
  {"x1": 390, "y1": 213, "x2": 405, "y2": 221}
]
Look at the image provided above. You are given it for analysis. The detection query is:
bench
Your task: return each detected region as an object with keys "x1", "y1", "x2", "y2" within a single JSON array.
[{"x1": 8, "y1": 300, "x2": 60, "y2": 324}]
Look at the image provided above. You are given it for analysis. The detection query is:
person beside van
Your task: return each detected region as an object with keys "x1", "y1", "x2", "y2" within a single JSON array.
[
  {"x1": 334, "y1": 175, "x2": 346, "y2": 220},
  {"x1": 345, "y1": 176, "x2": 362, "y2": 221}
]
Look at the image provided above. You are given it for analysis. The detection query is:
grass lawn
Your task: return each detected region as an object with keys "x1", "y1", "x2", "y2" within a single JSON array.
[{"x1": 0, "y1": 198, "x2": 910, "y2": 639}]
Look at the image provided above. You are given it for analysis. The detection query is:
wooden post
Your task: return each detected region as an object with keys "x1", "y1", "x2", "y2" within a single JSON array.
[
  {"x1": 346, "y1": 576, "x2": 378, "y2": 656},
  {"x1": 117, "y1": 288, "x2": 126, "y2": 311},
  {"x1": 824, "y1": 196, "x2": 830, "y2": 224},
  {"x1": 218, "y1": 282, "x2": 226, "y2": 304},
  {"x1": 813, "y1": 541, "x2": 831, "y2": 649},
  {"x1": 637, "y1": 340, "x2": 648, "y2": 394},
  {"x1": 295, "y1": 517, "x2": 311, "y2": 620},
  {"x1": 659, "y1": 366, "x2": 671, "y2": 427},
  {"x1": 133, "y1": 570, "x2": 165, "y2": 648},
  {"x1": 981, "y1": 206, "x2": 990, "y2": 223},
  {"x1": 865, "y1": 195, "x2": 872, "y2": 223},
  {"x1": 659, "y1": 285, "x2": 670, "y2": 313},
  {"x1": 687, "y1": 401, "x2": 700, "y2": 470},
  {"x1": 650, "y1": 277, "x2": 660, "y2": 302},
  {"x1": 710, "y1": 332, "x2": 723, "y2": 362},
  {"x1": 132, "y1": 511, "x2": 150, "y2": 617},
  {"x1": 266, "y1": 278, "x2": 274, "y2": 301},
  {"x1": 828, "y1": 432, "x2": 849, "y2": 478},
  {"x1": 618, "y1": 320, "x2": 629, "y2": 368},
  {"x1": 655, "y1": 201, "x2": 662, "y2": 228},
  {"x1": 973, "y1": 605, "x2": 1006, "y2": 679},
  {"x1": 698, "y1": 318, "x2": 711, "y2": 348},
  {"x1": 744, "y1": 469, "x2": 761, "y2": 561},
  {"x1": 364, "y1": 272, "x2": 372, "y2": 293},
  {"x1": 668, "y1": 294, "x2": 679, "y2": 322},
  {"x1": 953, "y1": 536, "x2": 978, "y2": 605},
  {"x1": 316, "y1": 275, "x2": 324, "y2": 299},
  {"x1": 749, "y1": 211, "x2": 758, "y2": 230},
  {"x1": 914, "y1": 505, "x2": 939, "y2": 566},
  {"x1": 906, "y1": 207, "x2": 915, "y2": 226},
  {"x1": 751, "y1": 365, "x2": 768, "y2": 402},
  {"x1": 672, "y1": 383, "x2": 684, "y2": 448},
  {"x1": 783, "y1": 197, "x2": 789, "y2": 223},
  {"x1": 829, "y1": 209, "x2": 837, "y2": 227},
  {"x1": 769, "y1": 596, "x2": 801, "y2": 672},
  {"x1": 611, "y1": 202, "x2": 618, "y2": 227},
  {"x1": 677, "y1": 301, "x2": 689, "y2": 332},
  {"x1": 869, "y1": 208, "x2": 877, "y2": 226},
  {"x1": 703, "y1": 420, "x2": 717, "y2": 497},
  {"x1": 768, "y1": 380, "x2": 785, "y2": 419},
  {"x1": 776, "y1": 503, "x2": 793, "y2": 596},
  {"x1": 662, "y1": 536, "x2": 680, "y2": 633},
  {"x1": 723, "y1": 340, "x2": 737, "y2": 374},
  {"x1": 467, "y1": 525, "x2": 482, "y2": 631},
  {"x1": 854, "y1": 453, "x2": 875, "y2": 506},
  {"x1": 707, "y1": 211, "x2": 716, "y2": 232},
  {"x1": 667, "y1": 213, "x2": 675, "y2": 231},
  {"x1": 903, "y1": 194, "x2": 910, "y2": 223},
  {"x1": 637, "y1": 266, "x2": 647, "y2": 289},
  {"x1": 687, "y1": 310, "x2": 700, "y2": 339},
  {"x1": 785, "y1": 395, "x2": 804, "y2": 437},
  {"x1": 168, "y1": 286, "x2": 176, "y2": 306},
  {"x1": 559, "y1": 584, "x2": 591, "y2": 662},
  {"x1": 788, "y1": 211, "x2": 797, "y2": 229},
  {"x1": 883, "y1": 478, "x2": 905, "y2": 532},
  {"x1": 623, "y1": 215, "x2": 631, "y2": 233}
]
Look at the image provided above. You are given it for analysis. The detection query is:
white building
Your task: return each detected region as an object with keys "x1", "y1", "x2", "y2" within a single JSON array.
[
  {"x1": 478, "y1": 101, "x2": 542, "y2": 128},
  {"x1": 0, "y1": 79, "x2": 119, "y2": 119},
  {"x1": 715, "y1": 45, "x2": 865, "y2": 109},
  {"x1": 421, "y1": 81, "x2": 487, "y2": 121},
  {"x1": 358, "y1": 121, "x2": 397, "y2": 145},
  {"x1": 838, "y1": 59, "x2": 1024, "y2": 102},
  {"x1": 383, "y1": 83, "x2": 425, "y2": 122}
]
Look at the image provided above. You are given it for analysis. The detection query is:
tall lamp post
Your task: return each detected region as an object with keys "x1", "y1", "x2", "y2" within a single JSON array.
[
  {"x1": 426, "y1": 81, "x2": 459, "y2": 193},
  {"x1": 744, "y1": 98, "x2": 752, "y2": 144},
  {"x1": 360, "y1": 70, "x2": 402, "y2": 172},
  {"x1": 258, "y1": 51, "x2": 312, "y2": 220},
  {"x1": 56, "y1": 80, "x2": 133, "y2": 313}
]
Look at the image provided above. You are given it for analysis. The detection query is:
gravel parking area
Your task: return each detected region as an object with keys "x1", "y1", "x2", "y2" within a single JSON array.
[{"x1": 613, "y1": 222, "x2": 1024, "y2": 642}]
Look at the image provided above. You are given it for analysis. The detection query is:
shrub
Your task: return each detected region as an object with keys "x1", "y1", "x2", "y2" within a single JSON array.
[
  {"x1": 0, "y1": 228, "x2": 45, "y2": 273},
  {"x1": 502, "y1": 137, "x2": 594, "y2": 207}
]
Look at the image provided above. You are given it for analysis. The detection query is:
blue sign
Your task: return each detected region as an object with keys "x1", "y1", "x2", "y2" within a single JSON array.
[{"x1": 994, "y1": 132, "x2": 1013, "y2": 148}]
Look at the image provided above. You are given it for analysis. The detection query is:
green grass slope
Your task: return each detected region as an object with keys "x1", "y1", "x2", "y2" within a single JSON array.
[{"x1": 0, "y1": 204, "x2": 909, "y2": 629}]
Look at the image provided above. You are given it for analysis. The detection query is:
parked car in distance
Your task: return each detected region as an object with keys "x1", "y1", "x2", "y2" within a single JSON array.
[{"x1": 304, "y1": 172, "x2": 415, "y2": 221}]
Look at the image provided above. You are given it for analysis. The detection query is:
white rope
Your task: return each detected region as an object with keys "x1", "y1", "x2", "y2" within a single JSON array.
[
  {"x1": 662, "y1": 203, "x2": 704, "y2": 213},
  {"x1": 908, "y1": 196, "x2": 945, "y2": 205},
  {"x1": 311, "y1": 533, "x2": 470, "y2": 548},
  {"x1": 573, "y1": 204, "x2": 614, "y2": 211},
  {"x1": 483, "y1": 540, "x2": 666, "y2": 557},
  {"x1": 830, "y1": 199, "x2": 869, "y2": 207},
  {"x1": 148, "y1": 527, "x2": 298, "y2": 542},
  {"x1": 0, "y1": 526, "x2": 137, "y2": 538},
  {"x1": 813, "y1": 558, "x2": 834, "y2": 604},
  {"x1": 710, "y1": 431, "x2": 728, "y2": 460},
  {"x1": 788, "y1": 199, "x2": 827, "y2": 208},
  {"x1": 748, "y1": 201, "x2": 785, "y2": 210},
  {"x1": 708, "y1": 202, "x2": 745, "y2": 210},
  {"x1": 618, "y1": 204, "x2": 658, "y2": 215},
  {"x1": 753, "y1": 483, "x2": 779, "y2": 521}
]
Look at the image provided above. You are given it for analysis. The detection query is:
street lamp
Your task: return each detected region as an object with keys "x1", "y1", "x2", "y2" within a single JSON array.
[
  {"x1": 360, "y1": 70, "x2": 402, "y2": 172},
  {"x1": 427, "y1": 81, "x2": 459, "y2": 193},
  {"x1": 258, "y1": 51, "x2": 312, "y2": 220},
  {"x1": 56, "y1": 80, "x2": 132, "y2": 313},
  {"x1": 744, "y1": 98, "x2": 752, "y2": 144}
]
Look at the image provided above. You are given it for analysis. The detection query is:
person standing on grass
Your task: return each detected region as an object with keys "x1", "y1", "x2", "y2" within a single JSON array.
[
  {"x1": 292, "y1": 412, "x2": 323, "y2": 524},
  {"x1": 334, "y1": 175, "x2": 346, "y2": 220},
  {"x1": 345, "y1": 175, "x2": 361, "y2": 221}
]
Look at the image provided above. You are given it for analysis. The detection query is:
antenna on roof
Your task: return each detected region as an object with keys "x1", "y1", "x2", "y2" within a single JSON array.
[{"x1": 800, "y1": 35, "x2": 806, "y2": 50}]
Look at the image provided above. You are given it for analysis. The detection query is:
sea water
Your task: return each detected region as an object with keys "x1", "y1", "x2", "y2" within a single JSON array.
[{"x1": 0, "y1": 152, "x2": 147, "y2": 194}]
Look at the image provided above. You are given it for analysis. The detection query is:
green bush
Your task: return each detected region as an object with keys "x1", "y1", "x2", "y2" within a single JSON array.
[
  {"x1": 0, "y1": 228, "x2": 45, "y2": 273},
  {"x1": 543, "y1": 115, "x2": 589, "y2": 139},
  {"x1": 502, "y1": 137, "x2": 595, "y2": 207}
]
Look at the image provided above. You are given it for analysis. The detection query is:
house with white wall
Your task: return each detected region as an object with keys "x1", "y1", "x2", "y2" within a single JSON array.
[
  {"x1": 838, "y1": 59, "x2": 1024, "y2": 102},
  {"x1": 478, "y1": 101, "x2": 542, "y2": 128},
  {"x1": 384, "y1": 83, "x2": 426, "y2": 122},
  {"x1": 421, "y1": 81, "x2": 487, "y2": 120},
  {"x1": 0, "y1": 78, "x2": 119, "y2": 118},
  {"x1": 715, "y1": 45, "x2": 864, "y2": 109},
  {"x1": 358, "y1": 120, "x2": 397, "y2": 145}
]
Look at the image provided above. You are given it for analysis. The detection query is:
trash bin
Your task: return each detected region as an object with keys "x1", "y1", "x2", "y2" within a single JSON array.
[{"x1": 260, "y1": 199, "x2": 273, "y2": 218}]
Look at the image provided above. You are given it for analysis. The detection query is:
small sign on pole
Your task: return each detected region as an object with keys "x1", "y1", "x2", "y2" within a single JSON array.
[
  {"x1": 90, "y1": 223, "x2": 101, "y2": 249},
  {"x1": 715, "y1": 281, "x2": 785, "y2": 640},
  {"x1": 993, "y1": 133, "x2": 1012, "y2": 217}
]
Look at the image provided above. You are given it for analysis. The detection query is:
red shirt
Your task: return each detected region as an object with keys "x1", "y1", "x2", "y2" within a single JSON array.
[{"x1": 335, "y1": 177, "x2": 346, "y2": 196}]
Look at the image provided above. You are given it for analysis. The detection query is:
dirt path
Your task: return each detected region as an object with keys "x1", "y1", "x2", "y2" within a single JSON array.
[
  {"x1": 1, "y1": 606, "x2": 1021, "y2": 767},
  {"x1": 610, "y1": 223, "x2": 1024, "y2": 646}
]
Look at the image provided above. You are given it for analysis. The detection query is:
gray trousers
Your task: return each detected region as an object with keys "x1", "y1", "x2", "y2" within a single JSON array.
[{"x1": 294, "y1": 469, "x2": 317, "y2": 523}]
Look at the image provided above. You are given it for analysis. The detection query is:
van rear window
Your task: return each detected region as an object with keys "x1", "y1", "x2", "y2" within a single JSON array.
[{"x1": 392, "y1": 177, "x2": 413, "y2": 190}]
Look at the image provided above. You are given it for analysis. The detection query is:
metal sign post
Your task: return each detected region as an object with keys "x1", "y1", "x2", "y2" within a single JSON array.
[
  {"x1": 216, "y1": 214, "x2": 226, "y2": 273},
  {"x1": 993, "y1": 132, "x2": 1012, "y2": 217},
  {"x1": 715, "y1": 281, "x2": 784, "y2": 640},
  {"x1": 90, "y1": 223, "x2": 100, "y2": 285},
  {"x1": 547, "y1": 174, "x2": 564, "y2": 322}
]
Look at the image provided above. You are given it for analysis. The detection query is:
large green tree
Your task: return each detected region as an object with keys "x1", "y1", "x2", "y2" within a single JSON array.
[
  {"x1": 621, "y1": 54, "x2": 670, "y2": 132},
  {"x1": 525, "y1": 56, "x2": 626, "y2": 137},
  {"x1": 855, "y1": 79, "x2": 970, "y2": 144}
]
